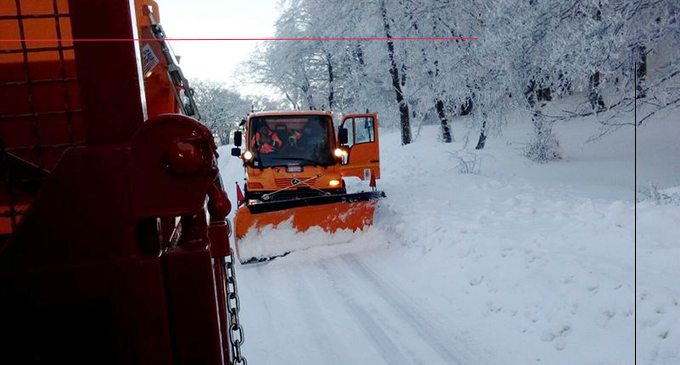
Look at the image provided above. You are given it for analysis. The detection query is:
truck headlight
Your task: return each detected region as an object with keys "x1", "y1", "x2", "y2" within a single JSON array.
[
  {"x1": 329, "y1": 179, "x2": 341, "y2": 187},
  {"x1": 243, "y1": 150, "x2": 253, "y2": 160},
  {"x1": 334, "y1": 148, "x2": 344, "y2": 157}
]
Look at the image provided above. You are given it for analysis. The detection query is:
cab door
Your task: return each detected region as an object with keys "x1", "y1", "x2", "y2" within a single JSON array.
[{"x1": 339, "y1": 114, "x2": 380, "y2": 181}]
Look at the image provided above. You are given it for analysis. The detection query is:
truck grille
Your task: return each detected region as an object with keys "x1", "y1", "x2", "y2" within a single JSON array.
[{"x1": 274, "y1": 177, "x2": 317, "y2": 188}]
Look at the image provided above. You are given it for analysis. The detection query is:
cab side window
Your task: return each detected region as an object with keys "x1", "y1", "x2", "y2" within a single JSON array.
[
  {"x1": 344, "y1": 117, "x2": 354, "y2": 148},
  {"x1": 354, "y1": 117, "x2": 375, "y2": 144}
]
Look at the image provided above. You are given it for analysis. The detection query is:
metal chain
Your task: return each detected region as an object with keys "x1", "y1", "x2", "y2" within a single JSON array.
[{"x1": 225, "y1": 253, "x2": 247, "y2": 365}]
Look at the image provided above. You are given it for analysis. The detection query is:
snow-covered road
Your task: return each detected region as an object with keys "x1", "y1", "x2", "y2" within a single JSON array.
[{"x1": 236, "y1": 249, "x2": 494, "y2": 365}]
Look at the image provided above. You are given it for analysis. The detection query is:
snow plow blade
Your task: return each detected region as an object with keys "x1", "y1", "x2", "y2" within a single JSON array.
[{"x1": 234, "y1": 191, "x2": 385, "y2": 263}]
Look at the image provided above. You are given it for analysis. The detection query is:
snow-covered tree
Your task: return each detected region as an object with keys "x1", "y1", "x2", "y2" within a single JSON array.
[
  {"x1": 243, "y1": 0, "x2": 680, "y2": 156},
  {"x1": 191, "y1": 79, "x2": 252, "y2": 145}
]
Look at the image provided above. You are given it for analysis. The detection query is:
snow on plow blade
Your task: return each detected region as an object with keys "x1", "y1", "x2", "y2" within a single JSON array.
[{"x1": 234, "y1": 191, "x2": 385, "y2": 263}]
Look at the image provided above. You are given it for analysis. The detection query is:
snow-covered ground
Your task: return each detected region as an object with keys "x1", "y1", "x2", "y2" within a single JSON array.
[{"x1": 218, "y1": 109, "x2": 679, "y2": 365}]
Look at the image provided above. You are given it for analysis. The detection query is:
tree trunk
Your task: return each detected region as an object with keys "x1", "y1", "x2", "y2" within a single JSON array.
[
  {"x1": 526, "y1": 112, "x2": 561, "y2": 162},
  {"x1": 284, "y1": 92, "x2": 298, "y2": 110},
  {"x1": 380, "y1": 0, "x2": 411, "y2": 145},
  {"x1": 461, "y1": 97, "x2": 473, "y2": 115},
  {"x1": 636, "y1": 44, "x2": 647, "y2": 99},
  {"x1": 589, "y1": 71, "x2": 606, "y2": 112},
  {"x1": 301, "y1": 75, "x2": 314, "y2": 110},
  {"x1": 326, "y1": 52, "x2": 335, "y2": 110},
  {"x1": 435, "y1": 99, "x2": 452, "y2": 143},
  {"x1": 355, "y1": 43, "x2": 365, "y2": 66},
  {"x1": 475, "y1": 120, "x2": 487, "y2": 150}
]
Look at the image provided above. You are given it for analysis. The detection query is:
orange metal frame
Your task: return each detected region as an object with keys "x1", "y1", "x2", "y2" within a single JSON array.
[{"x1": 1, "y1": 1, "x2": 234, "y2": 364}]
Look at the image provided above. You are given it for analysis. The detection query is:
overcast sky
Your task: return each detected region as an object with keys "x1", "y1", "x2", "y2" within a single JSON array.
[{"x1": 155, "y1": 0, "x2": 281, "y2": 96}]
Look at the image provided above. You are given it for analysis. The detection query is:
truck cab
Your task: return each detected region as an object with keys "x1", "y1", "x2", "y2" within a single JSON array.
[
  {"x1": 232, "y1": 111, "x2": 380, "y2": 203},
  {"x1": 233, "y1": 111, "x2": 345, "y2": 201}
]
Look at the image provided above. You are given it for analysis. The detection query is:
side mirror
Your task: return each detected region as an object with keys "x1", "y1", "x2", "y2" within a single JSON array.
[
  {"x1": 234, "y1": 131, "x2": 242, "y2": 147},
  {"x1": 231, "y1": 147, "x2": 241, "y2": 157},
  {"x1": 338, "y1": 128, "x2": 348, "y2": 145}
]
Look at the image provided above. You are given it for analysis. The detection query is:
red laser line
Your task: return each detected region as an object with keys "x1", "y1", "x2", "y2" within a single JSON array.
[{"x1": 0, "y1": 37, "x2": 477, "y2": 42}]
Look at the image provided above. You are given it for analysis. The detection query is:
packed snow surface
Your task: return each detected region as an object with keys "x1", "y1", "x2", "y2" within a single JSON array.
[{"x1": 218, "y1": 110, "x2": 678, "y2": 365}]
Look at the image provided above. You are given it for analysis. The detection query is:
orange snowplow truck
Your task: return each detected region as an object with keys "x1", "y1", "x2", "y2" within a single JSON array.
[{"x1": 231, "y1": 111, "x2": 385, "y2": 262}]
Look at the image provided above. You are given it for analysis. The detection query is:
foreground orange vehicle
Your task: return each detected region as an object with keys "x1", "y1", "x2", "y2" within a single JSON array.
[
  {"x1": 1, "y1": 1, "x2": 242, "y2": 364},
  {"x1": 231, "y1": 111, "x2": 385, "y2": 262},
  {"x1": 0, "y1": 0, "x2": 195, "y2": 234}
]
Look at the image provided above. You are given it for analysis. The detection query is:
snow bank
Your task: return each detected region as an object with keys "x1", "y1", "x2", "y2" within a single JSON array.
[
  {"x1": 371, "y1": 121, "x2": 637, "y2": 364},
  {"x1": 636, "y1": 202, "x2": 680, "y2": 364}
]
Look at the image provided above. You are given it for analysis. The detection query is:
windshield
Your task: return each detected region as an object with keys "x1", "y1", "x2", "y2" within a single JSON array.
[{"x1": 249, "y1": 115, "x2": 334, "y2": 167}]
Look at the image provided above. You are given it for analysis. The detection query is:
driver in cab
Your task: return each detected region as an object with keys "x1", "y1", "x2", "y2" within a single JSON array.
[{"x1": 251, "y1": 124, "x2": 283, "y2": 154}]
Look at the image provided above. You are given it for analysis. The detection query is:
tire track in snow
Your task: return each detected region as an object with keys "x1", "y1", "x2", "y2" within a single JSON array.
[
  {"x1": 317, "y1": 261, "x2": 412, "y2": 365},
  {"x1": 291, "y1": 272, "x2": 346, "y2": 364},
  {"x1": 341, "y1": 254, "x2": 495, "y2": 365}
]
